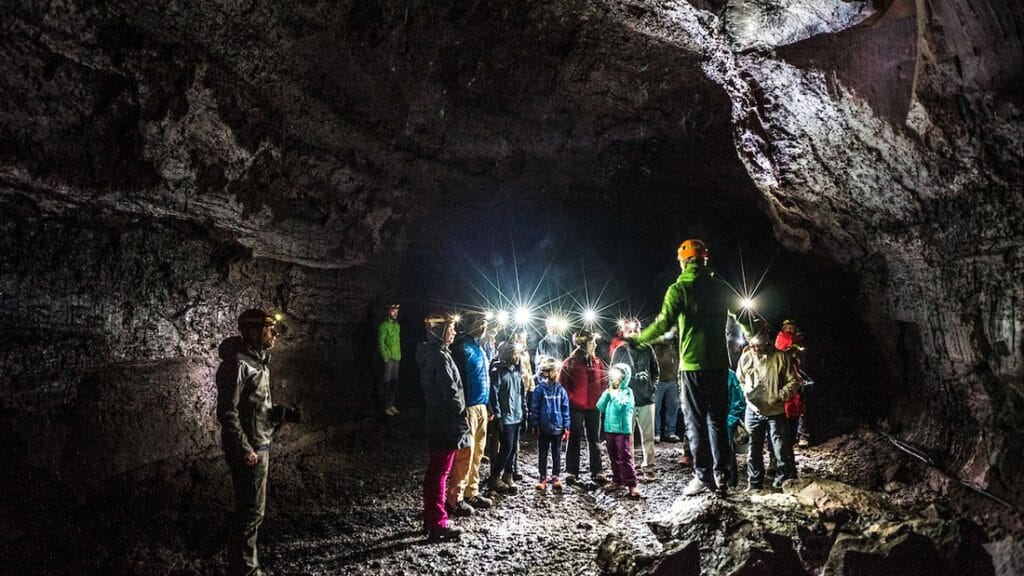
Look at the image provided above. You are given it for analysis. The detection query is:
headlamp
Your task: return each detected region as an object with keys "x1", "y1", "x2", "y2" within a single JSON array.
[
  {"x1": 583, "y1": 309, "x2": 597, "y2": 324},
  {"x1": 515, "y1": 307, "x2": 531, "y2": 325},
  {"x1": 496, "y1": 310, "x2": 509, "y2": 325}
]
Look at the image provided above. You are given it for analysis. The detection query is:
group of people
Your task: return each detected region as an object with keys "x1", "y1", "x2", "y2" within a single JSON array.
[
  {"x1": 210, "y1": 237, "x2": 816, "y2": 575},
  {"x1": 414, "y1": 238, "x2": 816, "y2": 541}
]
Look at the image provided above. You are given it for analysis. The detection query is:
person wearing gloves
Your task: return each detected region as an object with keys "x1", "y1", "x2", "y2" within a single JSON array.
[
  {"x1": 416, "y1": 311, "x2": 471, "y2": 541},
  {"x1": 489, "y1": 340, "x2": 528, "y2": 494},
  {"x1": 611, "y1": 318, "x2": 660, "y2": 482},
  {"x1": 596, "y1": 363, "x2": 642, "y2": 499},
  {"x1": 737, "y1": 320, "x2": 800, "y2": 490},
  {"x1": 530, "y1": 358, "x2": 571, "y2": 491}
]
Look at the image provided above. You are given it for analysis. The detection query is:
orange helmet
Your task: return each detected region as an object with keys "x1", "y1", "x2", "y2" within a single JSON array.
[{"x1": 677, "y1": 239, "x2": 709, "y2": 262}]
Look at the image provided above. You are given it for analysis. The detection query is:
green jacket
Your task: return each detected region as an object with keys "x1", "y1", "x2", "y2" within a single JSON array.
[
  {"x1": 378, "y1": 318, "x2": 401, "y2": 362},
  {"x1": 636, "y1": 263, "x2": 736, "y2": 371}
]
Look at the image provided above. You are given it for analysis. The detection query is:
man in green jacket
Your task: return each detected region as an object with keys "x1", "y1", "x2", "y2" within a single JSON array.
[
  {"x1": 631, "y1": 239, "x2": 739, "y2": 496},
  {"x1": 378, "y1": 303, "x2": 402, "y2": 416}
]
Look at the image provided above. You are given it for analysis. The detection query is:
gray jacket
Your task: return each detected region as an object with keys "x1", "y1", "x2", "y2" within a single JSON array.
[
  {"x1": 216, "y1": 337, "x2": 278, "y2": 464},
  {"x1": 736, "y1": 346, "x2": 799, "y2": 417}
]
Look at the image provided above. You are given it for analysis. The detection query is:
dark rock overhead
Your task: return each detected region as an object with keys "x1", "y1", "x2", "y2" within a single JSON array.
[{"x1": 0, "y1": 0, "x2": 1022, "y2": 572}]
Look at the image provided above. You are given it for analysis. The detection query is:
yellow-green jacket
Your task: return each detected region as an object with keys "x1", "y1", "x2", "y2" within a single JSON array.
[{"x1": 378, "y1": 318, "x2": 401, "y2": 362}]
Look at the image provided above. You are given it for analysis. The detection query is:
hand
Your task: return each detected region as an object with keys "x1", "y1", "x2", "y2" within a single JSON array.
[
  {"x1": 562, "y1": 429, "x2": 570, "y2": 441},
  {"x1": 487, "y1": 410, "x2": 495, "y2": 421},
  {"x1": 245, "y1": 451, "x2": 258, "y2": 467}
]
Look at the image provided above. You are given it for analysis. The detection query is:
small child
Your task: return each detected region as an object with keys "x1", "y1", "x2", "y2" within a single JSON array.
[
  {"x1": 530, "y1": 358, "x2": 571, "y2": 491},
  {"x1": 596, "y1": 363, "x2": 642, "y2": 498}
]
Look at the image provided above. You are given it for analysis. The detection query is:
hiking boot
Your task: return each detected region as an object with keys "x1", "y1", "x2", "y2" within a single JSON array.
[
  {"x1": 466, "y1": 495, "x2": 493, "y2": 509},
  {"x1": 446, "y1": 500, "x2": 474, "y2": 517},
  {"x1": 654, "y1": 435, "x2": 662, "y2": 443},
  {"x1": 603, "y1": 481, "x2": 622, "y2": 493},
  {"x1": 551, "y1": 477, "x2": 563, "y2": 491},
  {"x1": 564, "y1": 473, "x2": 578, "y2": 484},
  {"x1": 490, "y1": 476, "x2": 512, "y2": 494},
  {"x1": 427, "y1": 524, "x2": 463, "y2": 542},
  {"x1": 667, "y1": 434, "x2": 682, "y2": 443},
  {"x1": 592, "y1": 472, "x2": 609, "y2": 484},
  {"x1": 642, "y1": 469, "x2": 658, "y2": 482},
  {"x1": 501, "y1": 473, "x2": 519, "y2": 494},
  {"x1": 683, "y1": 477, "x2": 707, "y2": 496},
  {"x1": 535, "y1": 480, "x2": 547, "y2": 491},
  {"x1": 714, "y1": 473, "x2": 729, "y2": 495}
]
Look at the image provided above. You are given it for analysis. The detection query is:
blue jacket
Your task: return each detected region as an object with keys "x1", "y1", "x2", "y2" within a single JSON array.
[
  {"x1": 596, "y1": 363, "x2": 635, "y2": 435},
  {"x1": 490, "y1": 359, "x2": 526, "y2": 426},
  {"x1": 529, "y1": 377, "x2": 570, "y2": 435},
  {"x1": 454, "y1": 335, "x2": 490, "y2": 407},
  {"x1": 727, "y1": 369, "x2": 745, "y2": 435}
]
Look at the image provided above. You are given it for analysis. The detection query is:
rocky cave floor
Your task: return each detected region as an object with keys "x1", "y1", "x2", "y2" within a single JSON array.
[{"x1": 9, "y1": 411, "x2": 1022, "y2": 576}]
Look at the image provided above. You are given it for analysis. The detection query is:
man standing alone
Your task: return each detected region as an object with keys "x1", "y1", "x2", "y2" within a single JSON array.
[
  {"x1": 378, "y1": 303, "x2": 402, "y2": 416},
  {"x1": 216, "y1": 308, "x2": 299, "y2": 576},
  {"x1": 631, "y1": 239, "x2": 739, "y2": 496}
]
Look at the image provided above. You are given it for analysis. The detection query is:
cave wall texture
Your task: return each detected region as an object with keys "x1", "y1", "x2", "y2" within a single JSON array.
[{"x1": 0, "y1": 0, "x2": 1022, "y2": 535}]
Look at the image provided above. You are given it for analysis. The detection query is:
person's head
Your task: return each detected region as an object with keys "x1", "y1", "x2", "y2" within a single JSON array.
[
  {"x1": 618, "y1": 317, "x2": 641, "y2": 338},
  {"x1": 574, "y1": 330, "x2": 596, "y2": 356},
  {"x1": 748, "y1": 319, "x2": 773, "y2": 354},
  {"x1": 425, "y1": 311, "x2": 457, "y2": 346},
  {"x1": 608, "y1": 363, "x2": 632, "y2": 390},
  {"x1": 538, "y1": 357, "x2": 560, "y2": 380},
  {"x1": 677, "y1": 239, "x2": 709, "y2": 269},
  {"x1": 238, "y1": 308, "x2": 279, "y2": 350},
  {"x1": 545, "y1": 316, "x2": 566, "y2": 336},
  {"x1": 387, "y1": 303, "x2": 400, "y2": 320},
  {"x1": 515, "y1": 329, "x2": 528, "y2": 345},
  {"x1": 463, "y1": 311, "x2": 489, "y2": 339},
  {"x1": 498, "y1": 340, "x2": 523, "y2": 364}
]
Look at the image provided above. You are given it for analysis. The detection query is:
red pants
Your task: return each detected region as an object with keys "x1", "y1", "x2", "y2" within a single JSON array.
[
  {"x1": 605, "y1": 433, "x2": 638, "y2": 488},
  {"x1": 423, "y1": 450, "x2": 457, "y2": 530}
]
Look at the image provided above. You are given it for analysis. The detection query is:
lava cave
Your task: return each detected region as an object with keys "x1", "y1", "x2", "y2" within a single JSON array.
[{"x1": 1, "y1": 1, "x2": 1022, "y2": 575}]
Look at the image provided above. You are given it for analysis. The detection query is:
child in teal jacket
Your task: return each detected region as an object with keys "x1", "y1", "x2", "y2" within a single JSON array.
[{"x1": 596, "y1": 363, "x2": 641, "y2": 498}]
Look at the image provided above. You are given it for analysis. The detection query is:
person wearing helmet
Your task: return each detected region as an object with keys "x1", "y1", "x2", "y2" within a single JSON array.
[
  {"x1": 611, "y1": 318, "x2": 661, "y2": 482},
  {"x1": 558, "y1": 330, "x2": 609, "y2": 484},
  {"x1": 416, "y1": 311, "x2": 470, "y2": 541},
  {"x1": 216, "y1": 308, "x2": 299, "y2": 576},
  {"x1": 378, "y1": 303, "x2": 402, "y2": 416},
  {"x1": 630, "y1": 239, "x2": 742, "y2": 496}
]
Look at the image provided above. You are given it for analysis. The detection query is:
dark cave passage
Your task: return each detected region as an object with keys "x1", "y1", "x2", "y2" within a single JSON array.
[{"x1": 1, "y1": 0, "x2": 1023, "y2": 575}]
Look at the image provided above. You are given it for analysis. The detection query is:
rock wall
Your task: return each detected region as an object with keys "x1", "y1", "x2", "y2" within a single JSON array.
[{"x1": 615, "y1": 0, "x2": 1024, "y2": 504}]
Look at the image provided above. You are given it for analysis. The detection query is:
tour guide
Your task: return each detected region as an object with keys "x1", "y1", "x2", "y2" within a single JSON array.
[{"x1": 630, "y1": 239, "x2": 743, "y2": 496}]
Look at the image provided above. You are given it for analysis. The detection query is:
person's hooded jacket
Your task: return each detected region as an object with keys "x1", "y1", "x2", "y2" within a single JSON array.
[
  {"x1": 489, "y1": 348, "x2": 527, "y2": 427},
  {"x1": 416, "y1": 336, "x2": 471, "y2": 451},
  {"x1": 727, "y1": 369, "x2": 746, "y2": 434},
  {"x1": 635, "y1": 262, "x2": 736, "y2": 371},
  {"x1": 597, "y1": 363, "x2": 635, "y2": 435},
  {"x1": 611, "y1": 342, "x2": 660, "y2": 406},
  {"x1": 530, "y1": 375, "x2": 571, "y2": 435},
  {"x1": 558, "y1": 349, "x2": 608, "y2": 410},
  {"x1": 451, "y1": 333, "x2": 490, "y2": 407},
  {"x1": 378, "y1": 317, "x2": 401, "y2": 362},
  {"x1": 736, "y1": 345, "x2": 799, "y2": 417},
  {"x1": 216, "y1": 336, "x2": 285, "y2": 465}
]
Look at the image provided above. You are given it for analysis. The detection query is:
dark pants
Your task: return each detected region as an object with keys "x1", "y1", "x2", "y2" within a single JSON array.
[
  {"x1": 538, "y1": 433, "x2": 563, "y2": 480},
  {"x1": 746, "y1": 407, "x2": 796, "y2": 488},
  {"x1": 680, "y1": 370, "x2": 730, "y2": 487},
  {"x1": 381, "y1": 360, "x2": 399, "y2": 408},
  {"x1": 605, "y1": 432, "x2": 638, "y2": 487},
  {"x1": 424, "y1": 449, "x2": 456, "y2": 530},
  {"x1": 492, "y1": 422, "x2": 521, "y2": 476},
  {"x1": 228, "y1": 450, "x2": 269, "y2": 576},
  {"x1": 567, "y1": 407, "x2": 602, "y2": 476}
]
